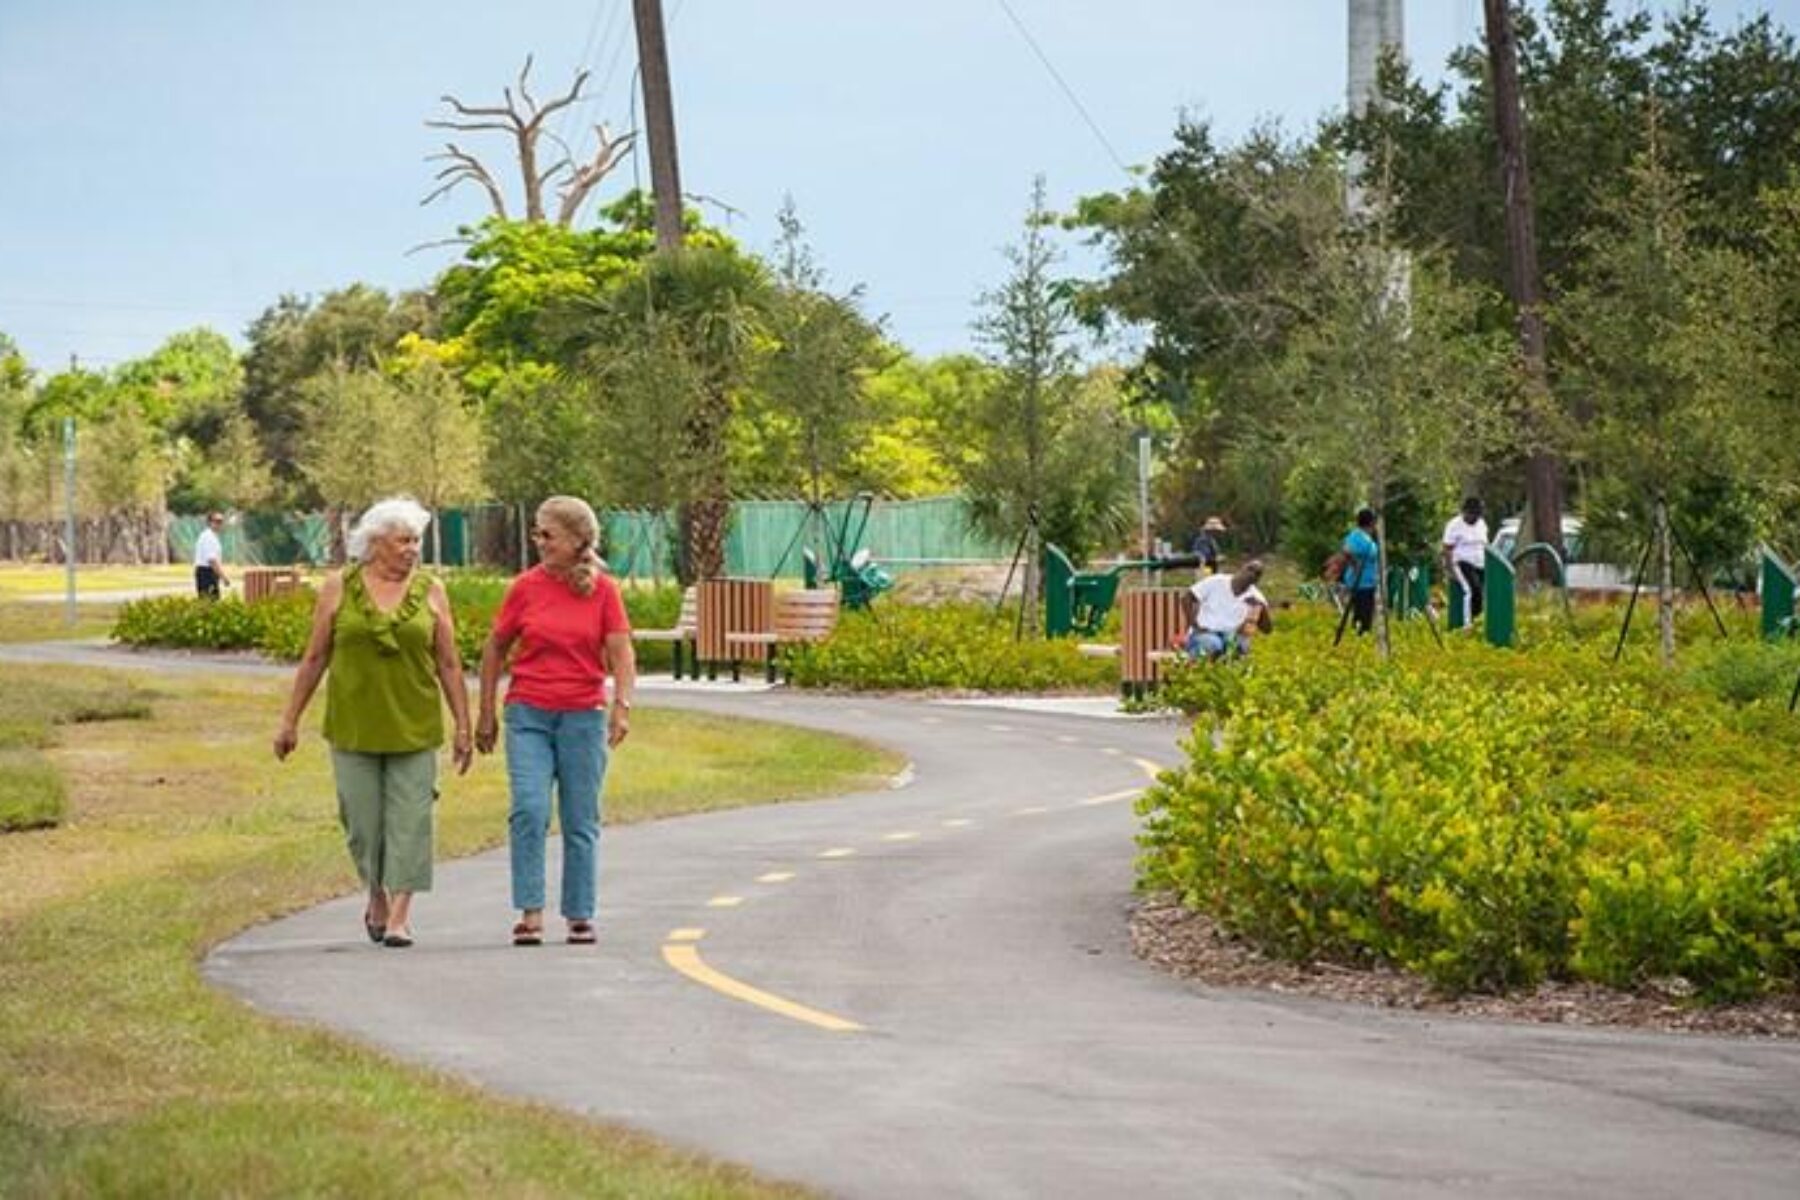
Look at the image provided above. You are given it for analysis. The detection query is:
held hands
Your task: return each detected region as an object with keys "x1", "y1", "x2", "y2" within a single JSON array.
[
  {"x1": 452, "y1": 725, "x2": 474, "y2": 775},
  {"x1": 474, "y1": 710, "x2": 498, "y2": 755}
]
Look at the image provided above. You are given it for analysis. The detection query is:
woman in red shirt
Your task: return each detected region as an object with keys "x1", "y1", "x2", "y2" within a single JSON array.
[{"x1": 475, "y1": 496, "x2": 636, "y2": 946}]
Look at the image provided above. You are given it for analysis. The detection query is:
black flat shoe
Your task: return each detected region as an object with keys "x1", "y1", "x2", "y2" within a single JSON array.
[
  {"x1": 365, "y1": 920, "x2": 386, "y2": 944},
  {"x1": 382, "y1": 929, "x2": 414, "y2": 948}
]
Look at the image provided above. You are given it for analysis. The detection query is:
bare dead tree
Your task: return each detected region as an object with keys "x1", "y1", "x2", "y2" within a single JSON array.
[{"x1": 423, "y1": 55, "x2": 635, "y2": 227}]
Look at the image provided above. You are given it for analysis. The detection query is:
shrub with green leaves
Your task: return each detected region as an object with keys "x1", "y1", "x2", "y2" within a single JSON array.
[
  {"x1": 1139, "y1": 617, "x2": 1800, "y2": 1000},
  {"x1": 114, "y1": 575, "x2": 687, "y2": 672},
  {"x1": 784, "y1": 602, "x2": 1118, "y2": 692}
]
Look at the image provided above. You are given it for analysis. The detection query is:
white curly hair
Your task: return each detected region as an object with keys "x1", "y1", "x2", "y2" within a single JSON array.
[{"x1": 346, "y1": 496, "x2": 431, "y2": 563}]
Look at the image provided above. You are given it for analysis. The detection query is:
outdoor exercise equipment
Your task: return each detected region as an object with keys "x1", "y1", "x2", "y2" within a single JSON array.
[
  {"x1": 1042, "y1": 543, "x2": 1202, "y2": 638},
  {"x1": 787, "y1": 493, "x2": 893, "y2": 610},
  {"x1": 1610, "y1": 502, "x2": 1731, "y2": 664},
  {"x1": 1760, "y1": 545, "x2": 1796, "y2": 641},
  {"x1": 1483, "y1": 545, "x2": 1516, "y2": 648}
]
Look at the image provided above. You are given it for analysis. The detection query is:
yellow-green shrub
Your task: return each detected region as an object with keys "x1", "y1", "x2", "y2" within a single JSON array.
[{"x1": 1139, "y1": 623, "x2": 1800, "y2": 1000}]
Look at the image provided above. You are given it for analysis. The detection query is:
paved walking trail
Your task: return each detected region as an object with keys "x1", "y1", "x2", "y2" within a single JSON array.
[{"x1": 11, "y1": 641, "x2": 1800, "y2": 1198}]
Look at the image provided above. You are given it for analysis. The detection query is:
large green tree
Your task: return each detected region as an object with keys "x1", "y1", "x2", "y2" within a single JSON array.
[
  {"x1": 964, "y1": 179, "x2": 1135, "y2": 630},
  {"x1": 241, "y1": 285, "x2": 433, "y2": 500},
  {"x1": 1556, "y1": 142, "x2": 1775, "y2": 664}
]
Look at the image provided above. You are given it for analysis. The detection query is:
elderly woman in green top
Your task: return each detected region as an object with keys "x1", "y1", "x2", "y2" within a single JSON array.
[{"x1": 274, "y1": 496, "x2": 473, "y2": 948}]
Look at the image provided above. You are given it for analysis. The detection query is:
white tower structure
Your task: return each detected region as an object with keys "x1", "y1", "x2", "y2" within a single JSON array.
[{"x1": 1347, "y1": 0, "x2": 1406, "y2": 219}]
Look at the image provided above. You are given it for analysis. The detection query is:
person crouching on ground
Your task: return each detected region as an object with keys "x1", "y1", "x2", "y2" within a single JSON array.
[
  {"x1": 475, "y1": 496, "x2": 635, "y2": 948},
  {"x1": 273, "y1": 496, "x2": 474, "y2": 948},
  {"x1": 1185, "y1": 558, "x2": 1272, "y2": 660}
]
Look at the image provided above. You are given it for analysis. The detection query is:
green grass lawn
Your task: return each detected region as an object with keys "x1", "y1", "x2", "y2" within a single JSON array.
[
  {"x1": 0, "y1": 563, "x2": 193, "y2": 599},
  {"x1": 0, "y1": 601, "x2": 120, "y2": 644},
  {"x1": 0, "y1": 663, "x2": 899, "y2": 1197}
]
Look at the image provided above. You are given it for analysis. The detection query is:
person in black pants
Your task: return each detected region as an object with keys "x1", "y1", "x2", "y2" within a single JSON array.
[
  {"x1": 1342, "y1": 507, "x2": 1381, "y2": 635},
  {"x1": 193, "y1": 511, "x2": 228, "y2": 600}
]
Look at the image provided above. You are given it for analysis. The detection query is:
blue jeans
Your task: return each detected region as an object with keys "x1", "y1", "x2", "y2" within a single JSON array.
[
  {"x1": 1187, "y1": 628, "x2": 1250, "y2": 660},
  {"x1": 505, "y1": 703, "x2": 608, "y2": 919}
]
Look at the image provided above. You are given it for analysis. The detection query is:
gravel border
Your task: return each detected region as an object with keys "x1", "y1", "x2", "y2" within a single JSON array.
[{"x1": 1132, "y1": 892, "x2": 1800, "y2": 1040}]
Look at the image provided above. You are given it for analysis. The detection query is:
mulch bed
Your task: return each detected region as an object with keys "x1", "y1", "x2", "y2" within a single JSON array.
[{"x1": 1132, "y1": 892, "x2": 1800, "y2": 1039}]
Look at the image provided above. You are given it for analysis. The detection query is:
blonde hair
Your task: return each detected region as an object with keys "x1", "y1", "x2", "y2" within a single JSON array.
[
  {"x1": 347, "y1": 496, "x2": 431, "y2": 563},
  {"x1": 536, "y1": 496, "x2": 605, "y2": 596}
]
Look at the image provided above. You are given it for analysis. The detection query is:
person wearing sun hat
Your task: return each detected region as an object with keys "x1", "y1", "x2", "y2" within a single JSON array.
[{"x1": 1191, "y1": 515, "x2": 1227, "y2": 575}]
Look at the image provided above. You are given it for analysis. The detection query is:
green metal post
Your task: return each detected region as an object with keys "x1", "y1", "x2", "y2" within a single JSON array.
[
  {"x1": 1760, "y1": 545, "x2": 1796, "y2": 641},
  {"x1": 1447, "y1": 569, "x2": 1467, "y2": 631},
  {"x1": 1042, "y1": 544, "x2": 1075, "y2": 637},
  {"x1": 1484, "y1": 546, "x2": 1516, "y2": 648}
]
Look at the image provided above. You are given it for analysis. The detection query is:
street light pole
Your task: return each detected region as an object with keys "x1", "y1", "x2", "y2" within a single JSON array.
[{"x1": 63, "y1": 417, "x2": 77, "y2": 625}]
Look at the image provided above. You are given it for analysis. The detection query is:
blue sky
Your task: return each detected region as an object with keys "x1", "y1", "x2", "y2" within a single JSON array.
[{"x1": 1, "y1": 1, "x2": 1793, "y2": 372}]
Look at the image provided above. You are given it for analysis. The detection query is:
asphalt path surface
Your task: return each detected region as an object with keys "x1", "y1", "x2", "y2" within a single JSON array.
[{"x1": 11, "y1": 641, "x2": 1800, "y2": 1198}]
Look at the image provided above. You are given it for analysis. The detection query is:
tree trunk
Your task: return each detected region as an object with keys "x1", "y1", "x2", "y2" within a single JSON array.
[
  {"x1": 1373, "y1": 504, "x2": 1392, "y2": 660},
  {"x1": 684, "y1": 496, "x2": 730, "y2": 581},
  {"x1": 1484, "y1": 0, "x2": 1565, "y2": 574},
  {"x1": 1656, "y1": 494, "x2": 1675, "y2": 668}
]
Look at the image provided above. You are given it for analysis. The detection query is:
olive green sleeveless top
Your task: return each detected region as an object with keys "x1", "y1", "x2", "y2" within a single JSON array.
[{"x1": 322, "y1": 566, "x2": 444, "y2": 753}]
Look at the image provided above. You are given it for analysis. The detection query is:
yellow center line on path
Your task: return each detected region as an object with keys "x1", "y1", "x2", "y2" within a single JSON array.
[
  {"x1": 757, "y1": 871, "x2": 796, "y2": 884},
  {"x1": 1013, "y1": 805, "x2": 1050, "y2": 816},
  {"x1": 1135, "y1": 757, "x2": 1167, "y2": 782},
  {"x1": 818, "y1": 847, "x2": 857, "y2": 859},
  {"x1": 1056, "y1": 735, "x2": 1081, "y2": 744},
  {"x1": 707, "y1": 895, "x2": 744, "y2": 908},
  {"x1": 882, "y1": 831, "x2": 920, "y2": 842},
  {"x1": 1101, "y1": 747, "x2": 1122, "y2": 757},
  {"x1": 941, "y1": 818, "x2": 972, "y2": 828},
  {"x1": 1074, "y1": 787, "x2": 1142, "y2": 807},
  {"x1": 661, "y1": 933, "x2": 865, "y2": 1034},
  {"x1": 668, "y1": 928, "x2": 706, "y2": 942}
]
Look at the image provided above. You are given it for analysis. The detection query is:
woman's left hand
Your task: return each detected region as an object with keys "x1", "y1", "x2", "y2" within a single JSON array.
[
  {"x1": 607, "y1": 704, "x2": 630, "y2": 747},
  {"x1": 452, "y1": 726, "x2": 474, "y2": 775}
]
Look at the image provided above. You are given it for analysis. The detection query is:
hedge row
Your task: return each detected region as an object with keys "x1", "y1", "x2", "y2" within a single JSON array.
[
  {"x1": 783, "y1": 603, "x2": 1118, "y2": 693},
  {"x1": 111, "y1": 576, "x2": 686, "y2": 672},
  {"x1": 1140, "y1": 624, "x2": 1800, "y2": 1000}
]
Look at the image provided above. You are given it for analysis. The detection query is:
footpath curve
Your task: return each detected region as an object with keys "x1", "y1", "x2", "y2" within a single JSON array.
[{"x1": 10, "y1": 642, "x2": 1800, "y2": 1198}]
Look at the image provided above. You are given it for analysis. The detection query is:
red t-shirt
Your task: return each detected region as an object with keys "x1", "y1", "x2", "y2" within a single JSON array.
[{"x1": 492, "y1": 566, "x2": 632, "y2": 710}]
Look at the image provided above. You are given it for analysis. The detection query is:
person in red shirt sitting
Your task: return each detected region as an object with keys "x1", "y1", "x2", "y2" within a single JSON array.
[{"x1": 475, "y1": 496, "x2": 636, "y2": 946}]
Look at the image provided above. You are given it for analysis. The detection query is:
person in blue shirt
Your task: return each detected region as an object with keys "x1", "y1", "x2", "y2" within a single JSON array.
[{"x1": 1342, "y1": 507, "x2": 1381, "y2": 635}]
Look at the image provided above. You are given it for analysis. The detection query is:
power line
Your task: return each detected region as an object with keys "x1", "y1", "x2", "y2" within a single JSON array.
[
  {"x1": 992, "y1": 0, "x2": 1129, "y2": 176},
  {"x1": 556, "y1": 0, "x2": 620, "y2": 147}
]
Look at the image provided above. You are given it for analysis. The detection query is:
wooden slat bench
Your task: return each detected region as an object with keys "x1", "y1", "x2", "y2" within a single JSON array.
[
  {"x1": 725, "y1": 588, "x2": 841, "y2": 682},
  {"x1": 1121, "y1": 587, "x2": 1189, "y2": 699},
  {"x1": 631, "y1": 585, "x2": 699, "y2": 679},
  {"x1": 697, "y1": 578, "x2": 774, "y2": 682},
  {"x1": 241, "y1": 566, "x2": 301, "y2": 604}
]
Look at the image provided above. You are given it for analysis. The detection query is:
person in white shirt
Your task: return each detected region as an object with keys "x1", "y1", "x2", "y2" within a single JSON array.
[
  {"x1": 1184, "y1": 559, "x2": 1272, "y2": 660},
  {"x1": 1441, "y1": 497, "x2": 1489, "y2": 626},
  {"x1": 193, "y1": 511, "x2": 229, "y2": 600}
]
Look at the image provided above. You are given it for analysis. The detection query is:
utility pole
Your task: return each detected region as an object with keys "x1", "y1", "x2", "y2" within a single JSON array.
[
  {"x1": 632, "y1": 0, "x2": 684, "y2": 253},
  {"x1": 1483, "y1": 0, "x2": 1564, "y2": 560}
]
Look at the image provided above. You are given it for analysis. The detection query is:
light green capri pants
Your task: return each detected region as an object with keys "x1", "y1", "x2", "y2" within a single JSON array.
[{"x1": 330, "y1": 748, "x2": 438, "y2": 893}]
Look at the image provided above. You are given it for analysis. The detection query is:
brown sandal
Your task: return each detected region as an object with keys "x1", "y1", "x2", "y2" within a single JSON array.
[
  {"x1": 567, "y1": 920, "x2": 596, "y2": 945},
  {"x1": 512, "y1": 920, "x2": 543, "y2": 947}
]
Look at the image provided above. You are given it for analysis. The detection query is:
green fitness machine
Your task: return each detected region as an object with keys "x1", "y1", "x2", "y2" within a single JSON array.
[
  {"x1": 1042, "y1": 543, "x2": 1203, "y2": 637},
  {"x1": 796, "y1": 493, "x2": 894, "y2": 610},
  {"x1": 1761, "y1": 545, "x2": 1796, "y2": 640}
]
